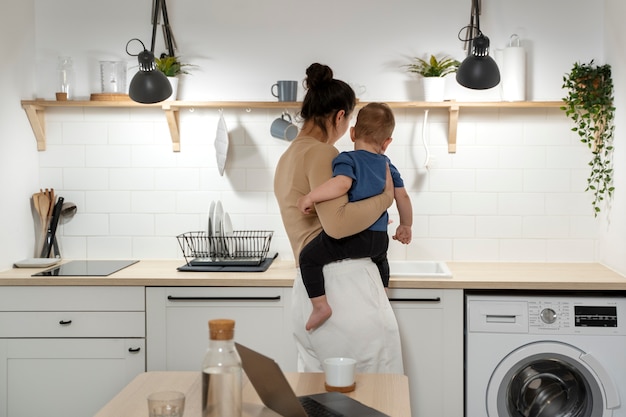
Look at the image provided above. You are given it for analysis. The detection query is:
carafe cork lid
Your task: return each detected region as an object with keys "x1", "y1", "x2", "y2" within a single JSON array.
[{"x1": 209, "y1": 318, "x2": 235, "y2": 340}]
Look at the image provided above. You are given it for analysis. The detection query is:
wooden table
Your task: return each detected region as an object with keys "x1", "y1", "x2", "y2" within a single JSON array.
[{"x1": 94, "y1": 371, "x2": 411, "y2": 417}]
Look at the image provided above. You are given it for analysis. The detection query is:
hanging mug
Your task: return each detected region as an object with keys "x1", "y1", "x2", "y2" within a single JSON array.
[{"x1": 271, "y1": 113, "x2": 298, "y2": 141}]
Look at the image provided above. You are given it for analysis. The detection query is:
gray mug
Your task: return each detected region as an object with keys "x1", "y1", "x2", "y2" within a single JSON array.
[
  {"x1": 271, "y1": 80, "x2": 298, "y2": 102},
  {"x1": 271, "y1": 113, "x2": 298, "y2": 141}
]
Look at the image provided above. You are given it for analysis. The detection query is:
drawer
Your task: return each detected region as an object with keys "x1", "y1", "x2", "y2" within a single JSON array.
[
  {"x1": 0, "y1": 286, "x2": 144, "y2": 311},
  {"x1": 0, "y1": 312, "x2": 145, "y2": 337}
]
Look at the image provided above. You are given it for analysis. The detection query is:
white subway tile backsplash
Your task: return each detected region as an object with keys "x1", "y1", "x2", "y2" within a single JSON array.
[
  {"x1": 109, "y1": 168, "x2": 155, "y2": 190},
  {"x1": 476, "y1": 216, "x2": 522, "y2": 238},
  {"x1": 131, "y1": 145, "x2": 177, "y2": 167},
  {"x1": 109, "y1": 214, "x2": 155, "y2": 236},
  {"x1": 500, "y1": 239, "x2": 547, "y2": 262},
  {"x1": 451, "y1": 193, "x2": 498, "y2": 215},
  {"x1": 429, "y1": 216, "x2": 475, "y2": 238},
  {"x1": 546, "y1": 239, "x2": 597, "y2": 262},
  {"x1": 63, "y1": 167, "x2": 109, "y2": 190},
  {"x1": 44, "y1": 108, "x2": 600, "y2": 262},
  {"x1": 63, "y1": 122, "x2": 108, "y2": 145},
  {"x1": 155, "y1": 168, "x2": 200, "y2": 190},
  {"x1": 40, "y1": 145, "x2": 85, "y2": 167},
  {"x1": 524, "y1": 169, "x2": 571, "y2": 192},
  {"x1": 451, "y1": 147, "x2": 499, "y2": 169},
  {"x1": 523, "y1": 216, "x2": 570, "y2": 239},
  {"x1": 85, "y1": 191, "x2": 131, "y2": 213},
  {"x1": 405, "y1": 238, "x2": 453, "y2": 261},
  {"x1": 476, "y1": 169, "x2": 524, "y2": 192},
  {"x1": 86, "y1": 237, "x2": 132, "y2": 259},
  {"x1": 499, "y1": 147, "x2": 546, "y2": 169},
  {"x1": 86, "y1": 145, "x2": 131, "y2": 167},
  {"x1": 498, "y1": 193, "x2": 545, "y2": 215},
  {"x1": 131, "y1": 191, "x2": 177, "y2": 213},
  {"x1": 429, "y1": 169, "x2": 475, "y2": 192},
  {"x1": 133, "y1": 236, "x2": 181, "y2": 259},
  {"x1": 63, "y1": 213, "x2": 109, "y2": 236},
  {"x1": 109, "y1": 122, "x2": 157, "y2": 145},
  {"x1": 454, "y1": 239, "x2": 500, "y2": 261}
]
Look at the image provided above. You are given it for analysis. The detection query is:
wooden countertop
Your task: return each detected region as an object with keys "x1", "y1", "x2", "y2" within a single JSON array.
[
  {"x1": 1, "y1": 259, "x2": 625, "y2": 290},
  {"x1": 94, "y1": 371, "x2": 411, "y2": 417}
]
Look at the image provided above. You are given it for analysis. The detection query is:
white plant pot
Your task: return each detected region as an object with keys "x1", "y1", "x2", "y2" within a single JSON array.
[
  {"x1": 166, "y1": 76, "x2": 179, "y2": 101},
  {"x1": 422, "y1": 77, "x2": 446, "y2": 102}
]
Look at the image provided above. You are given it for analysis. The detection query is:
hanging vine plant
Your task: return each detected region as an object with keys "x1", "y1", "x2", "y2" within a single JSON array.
[{"x1": 561, "y1": 60, "x2": 615, "y2": 216}]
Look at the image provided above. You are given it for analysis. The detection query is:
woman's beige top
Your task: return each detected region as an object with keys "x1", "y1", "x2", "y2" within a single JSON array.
[{"x1": 274, "y1": 135, "x2": 393, "y2": 264}]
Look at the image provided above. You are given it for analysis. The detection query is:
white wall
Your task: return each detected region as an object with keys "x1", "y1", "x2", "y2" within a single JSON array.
[
  {"x1": 599, "y1": 0, "x2": 626, "y2": 275},
  {"x1": 3, "y1": 0, "x2": 624, "y2": 273},
  {"x1": 0, "y1": 0, "x2": 39, "y2": 270}
]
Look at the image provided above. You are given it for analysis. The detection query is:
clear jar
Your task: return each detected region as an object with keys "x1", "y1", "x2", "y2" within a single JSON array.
[
  {"x1": 57, "y1": 56, "x2": 74, "y2": 99},
  {"x1": 202, "y1": 319, "x2": 242, "y2": 417}
]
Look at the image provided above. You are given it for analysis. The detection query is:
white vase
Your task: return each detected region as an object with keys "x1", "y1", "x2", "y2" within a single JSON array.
[
  {"x1": 422, "y1": 77, "x2": 446, "y2": 102},
  {"x1": 166, "y1": 76, "x2": 179, "y2": 101}
]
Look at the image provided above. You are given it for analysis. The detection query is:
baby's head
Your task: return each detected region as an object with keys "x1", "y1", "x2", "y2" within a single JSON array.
[{"x1": 353, "y1": 102, "x2": 395, "y2": 147}]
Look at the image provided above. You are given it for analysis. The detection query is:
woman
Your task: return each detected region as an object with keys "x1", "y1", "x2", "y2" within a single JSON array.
[{"x1": 274, "y1": 63, "x2": 404, "y2": 374}]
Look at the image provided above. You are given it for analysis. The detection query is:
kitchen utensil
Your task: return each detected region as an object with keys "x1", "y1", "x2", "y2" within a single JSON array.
[
  {"x1": 14, "y1": 258, "x2": 61, "y2": 268},
  {"x1": 41, "y1": 196, "x2": 64, "y2": 258},
  {"x1": 213, "y1": 201, "x2": 224, "y2": 237},
  {"x1": 222, "y1": 212, "x2": 235, "y2": 257},
  {"x1": 60, "y1": 201, "x2": 77, "y2": 223},
  {"x1": 207, "y1": 201, "x2": 215, "y2": 236},
  {"x1": 271, "y1": 80, "x2": 298, "y2": 101},
  {"x1": 214, "y1": 113, "x2": 229, "y2": 176},
  {"x1": 270, "y1": 112, "x2": 298, "y2": 141}
]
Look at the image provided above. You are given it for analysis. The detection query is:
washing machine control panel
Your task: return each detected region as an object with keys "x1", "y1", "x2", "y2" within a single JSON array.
[{"x1": 528, "y1": 298, "x2": 622, "y2": 333}]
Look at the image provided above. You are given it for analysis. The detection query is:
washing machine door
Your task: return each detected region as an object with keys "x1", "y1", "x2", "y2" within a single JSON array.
[{"x1": 487, "y1": 341, "x2": 617, "y2": 417}]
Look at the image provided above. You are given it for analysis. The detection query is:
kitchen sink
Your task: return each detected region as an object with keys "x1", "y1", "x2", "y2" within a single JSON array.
[{"x1": 388, "y1": 260, "x2": 452, "y2": 278}]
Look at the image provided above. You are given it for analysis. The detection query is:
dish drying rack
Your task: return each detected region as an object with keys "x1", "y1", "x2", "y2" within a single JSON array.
[{"x1": 177, "y1": 230, "x2": 273, "y2": 266}]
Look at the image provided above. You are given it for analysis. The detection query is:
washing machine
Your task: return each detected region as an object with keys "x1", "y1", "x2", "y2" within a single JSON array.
[{"x1": 466, "y1": 293, "x2": 626, "y2": 417}]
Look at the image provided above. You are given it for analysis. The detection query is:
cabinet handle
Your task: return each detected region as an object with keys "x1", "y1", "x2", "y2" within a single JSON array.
[
  {"x1": 59, "y1": 320, "x2": 72, "y2": 325},
  {"x1": 167, "y1": 295, "x2": 281, "y2": 301},
  {"x1": 389, "y1": 297, "x2": 441, "y2": 303},
  {"x1": 128, "y1": 347, "x2": 141, "y2": 353}
]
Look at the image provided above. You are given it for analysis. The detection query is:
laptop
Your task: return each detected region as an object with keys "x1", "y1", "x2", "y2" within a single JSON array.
[{"x1": 235, "y1": 343, "x2": 391, "y2": 417}]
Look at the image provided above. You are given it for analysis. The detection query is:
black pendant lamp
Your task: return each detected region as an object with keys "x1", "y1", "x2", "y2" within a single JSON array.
[
  {"x1": 456, "y1": 0, "x2": 500, "y2": 90},
  {"x1": 126, "y1": 0, "x2": 175, "y2": 104}
]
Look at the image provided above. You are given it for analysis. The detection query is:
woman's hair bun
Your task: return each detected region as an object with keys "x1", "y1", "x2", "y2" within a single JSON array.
[{"x1": 305, "y1": 63, "x2": 334, "y2": 90}]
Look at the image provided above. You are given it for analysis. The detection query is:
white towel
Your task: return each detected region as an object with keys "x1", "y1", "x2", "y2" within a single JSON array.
[{"x1": 215, "y1": 114, "x2": 229, "y2": 176}]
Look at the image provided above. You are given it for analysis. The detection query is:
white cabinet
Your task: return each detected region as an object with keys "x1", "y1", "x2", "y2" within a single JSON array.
[
  {"x1": 389, "y1": 288, "x2": 463, "y2": 417},
  {"x1": 146, "y1": 287, "x2": 296, "y2": 372},
  {"x1": 0, "y1": 286, "x2": 145, "y2": 417}
]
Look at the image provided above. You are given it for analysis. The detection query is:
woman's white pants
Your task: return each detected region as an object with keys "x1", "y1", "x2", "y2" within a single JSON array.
[{"x1": 291, "y1": 258, "x2": 404, "y2": 374}]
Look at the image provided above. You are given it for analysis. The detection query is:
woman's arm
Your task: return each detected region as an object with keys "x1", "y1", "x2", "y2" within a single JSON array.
[
  {"x1": 297, "y1": 175, "x2": 353, "y2": 214},
  {"x1": 307, "y1": 146, "x2": 394, "y2": 238}
]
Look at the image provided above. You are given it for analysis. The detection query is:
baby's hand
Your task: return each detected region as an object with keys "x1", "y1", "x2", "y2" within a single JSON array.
[
  {"x1": 297, "y1": 194, "x2": 314, "y2": 214},
  {"x1": 392, "y1": 225, "x2": 412, "y2": 244}
]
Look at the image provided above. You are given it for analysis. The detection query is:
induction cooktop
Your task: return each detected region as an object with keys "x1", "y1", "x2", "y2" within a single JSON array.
[{"x1": 32, "y1": 260, "x2": 139, "y2": 277}]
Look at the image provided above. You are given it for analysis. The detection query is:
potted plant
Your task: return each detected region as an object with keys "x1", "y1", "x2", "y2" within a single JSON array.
[
  {"x1": 561, "y1": 60, "x2": 615, "y2": 216},
  {"x1": 404, "y1": 54, "x2": 460, "y2": 102},
  {"x1": 155, "y1": 54, "x2": 195, "y2": 100}
]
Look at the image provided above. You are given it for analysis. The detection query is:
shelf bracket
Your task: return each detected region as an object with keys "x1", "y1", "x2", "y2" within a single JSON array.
[
  {"x1": 448, "y1": 103, "x2": 459, "y2": 153},
  {"x1": 22, "y1": 104, "x2": 46, "y2": 151},
  {"x1": 162, "y1": 104, "x2": 180, "y2": 152}
]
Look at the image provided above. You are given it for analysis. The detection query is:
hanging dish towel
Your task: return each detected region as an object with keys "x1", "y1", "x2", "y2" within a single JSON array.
[{"x1": 214, "y1": 113, "x2": 229, "y2": 176}]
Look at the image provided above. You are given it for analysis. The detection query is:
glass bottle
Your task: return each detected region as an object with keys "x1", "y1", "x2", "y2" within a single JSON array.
[
  {"x1": 57, "y1": 56, "x2": 74, "y2": 99},
  {"x1": 202, "y1": 319, "x2": 242, "y2": 417}
]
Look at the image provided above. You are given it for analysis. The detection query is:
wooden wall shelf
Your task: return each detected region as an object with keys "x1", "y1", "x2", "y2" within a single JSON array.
[{"x1": 20, "y1": 99, "x2": 564, "y2": 152}]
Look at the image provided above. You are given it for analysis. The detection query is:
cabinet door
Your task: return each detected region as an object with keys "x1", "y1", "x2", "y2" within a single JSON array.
[
  {"x1": 0, "y1": 338, "x2": 145, "y2": 417},
  {"x1": 146, "y1": 287, "x2": 293, "y2": 372},
  {"x1": 389, "y1": 289, "x2": 463, "y2": 417}
]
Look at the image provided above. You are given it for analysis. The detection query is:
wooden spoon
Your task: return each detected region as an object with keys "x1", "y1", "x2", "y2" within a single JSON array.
[{"x1": 38, "y1": 190, "x2": 51, "y2": 244}]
